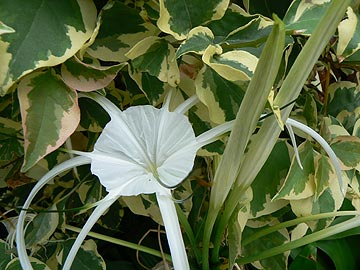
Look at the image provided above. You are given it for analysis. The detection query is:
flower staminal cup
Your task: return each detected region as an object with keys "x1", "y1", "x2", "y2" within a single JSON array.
[{"x1": 16, "y1": 90, "x2": 233, "y2": 270}]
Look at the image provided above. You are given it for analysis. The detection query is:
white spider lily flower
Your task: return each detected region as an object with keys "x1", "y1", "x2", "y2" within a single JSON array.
[{"x1": 16, "y1": 91, "x2": 233, "y2": 270}]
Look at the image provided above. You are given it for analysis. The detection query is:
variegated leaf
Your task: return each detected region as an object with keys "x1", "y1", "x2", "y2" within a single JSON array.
[
  {"x1": 327, "y1": 81, "x2": 360, "y2": 117},
  {"x1": 273, "y1": 141, "x2": 315, "y2": 200},
  {"x1": 0, "y1": 117, "x2": 23, "y2": 161},
  {"x1": 242, "y1": 225, "x2": 289, "y2": 270},
  {"x1": 290, "y1": 169, "x2": 344, "y2": 231},
  {"x1": 195, "y1": 65, "x2": 246, "y2": 124},
  {"x1": 0, "y1": 0, "x2": 97, "y2": 95},
  {"x1": 202, "y1": 45, "x2": 258, "y2": 82},
  {"x1": 18, "y1": 69, "x2": 80, "y2": 172},
  {"x1": 331, "y1": 136, "x2": 360, "y2": 170},
  {"x1": 128, "y1": 65, "x2": 166, "y2": 104},
  {"x1": 126, "y1": 37, "x2": 180, "y2": 87},
  {"x1": 158, "y1": 0, "x2": 230, "y2": 40},
  {"x1": 5, "y1": 258, "x2": 51, "y2": 270},
  {"x1": 314, "y1": 154, "x2": 336, "y2": 200},
  {"x1": 250, "y1": 141, "x2": 290, "y2": 218},
  {"x1": 222, "y1": 16, "x2": 273, "y2": 47},
  {"x1": 86, "y1": 1, "x2": 159, "y2": 62},
  {"x1": 61, "y1": 55, "x2": 126, "y2": 91},
  {"x1": 283, "y1": 0, "x2": 331, "y2": 35},
  {"x1": 337, "y1": 7, "x2": 360, "y2": 61},
  {"x1": 207, "y1": 4, "x2": 256, "y2": 44},
  {"x1": 176, "y1": 26, "x2": 214, "y2": 58},
  {"x1": 25, "y1": 205, "x2": 59, "y2": 247},
  {"x1": 59, "y1": 239, "x2": 106, "y2": 270}
]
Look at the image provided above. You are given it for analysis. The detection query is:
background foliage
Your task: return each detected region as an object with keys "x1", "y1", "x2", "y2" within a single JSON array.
[{"x1": 1, "y1": 0, "x2": 360, "y2": 269}]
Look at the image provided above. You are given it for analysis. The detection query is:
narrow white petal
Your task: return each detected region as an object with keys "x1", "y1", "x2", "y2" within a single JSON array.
[
  {"x1": 174, "y1": 95, "x2": 199, "y2": 114},
  {"x1": 63, "y1": 194, "x2": 117, "y2": 270},
  {"x1": 156, "y1": 190, "x2": 190, "y2": 270},
  {"x1": 16, "y1": 156, "x2": 91, "y2": 270},
  {"x1": 286, "y1": 118, "x2": 344, "y2": 194},
  {"x1": 81, "y1": 92, "x2": 122, "y2": 119},
  {"x1": 285, "y1": 123, "x2": 304, "y2": 169},
  {"x1": 195, "y1": 120, "x2": 234, "y2": 148}
]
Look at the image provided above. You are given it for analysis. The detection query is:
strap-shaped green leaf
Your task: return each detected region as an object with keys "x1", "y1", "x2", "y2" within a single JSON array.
[
  {"x1": 18, "y1": 69, "x2": 80, "y2": 172},
  {"x1": 0, "y1": 0, "x2": 97, "y2": 95},
  {"x1": 158, "y1": 0, "x2": 229, "y2": 40}
]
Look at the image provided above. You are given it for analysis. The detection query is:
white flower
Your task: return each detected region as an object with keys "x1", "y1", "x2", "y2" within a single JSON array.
[
  {"x1": 16, "y1": 90, "x2": 233, "y2": 270},
  {"x1": 16, "y1": 91, "x2": 344, "y2": 270}
]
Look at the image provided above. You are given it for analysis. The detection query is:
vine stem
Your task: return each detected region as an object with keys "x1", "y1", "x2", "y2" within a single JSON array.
[{"x1": 65, "y1": 224, "x2": 172, "y2": 261}]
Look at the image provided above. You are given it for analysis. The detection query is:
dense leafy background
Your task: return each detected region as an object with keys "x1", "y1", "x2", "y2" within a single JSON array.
[{"x1": 1, "y1": 0, "x2": 360, "y2": 269}]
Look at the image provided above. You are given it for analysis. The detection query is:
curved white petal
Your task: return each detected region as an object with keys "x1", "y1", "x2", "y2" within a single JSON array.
[
  {"x1": 286, "y1": 118, "x2": 344, "y2": 194},
  {"x1": 195, "y1": 120, "x2": 234, "y2": 148},
  {"x1": 156, "y1": 190, "x2": 190, "y2": 270},
  {"x1": 82, "y1": 92, "x2": 122, "y2": 119},
  {"x1": 16, "y1": 156, "x2": 91, "y2": 270},
  {"x1": 62, "y1": 194, "x2": 118, "y2": 270},
  {"x1": 174, "y1": 95, "x2": 199, "y2": 114},
  {"x1": 285, "y1": 123, "x2": 304, "y2": 169}
]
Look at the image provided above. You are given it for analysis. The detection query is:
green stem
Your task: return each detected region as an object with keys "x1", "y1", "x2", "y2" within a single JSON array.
[
  {"x1": 175, "y1": 204, "x2": 202, "y2": 265},
  {"x1": 242, "y1": 211, "x2": 360, "y2": 246},
  {"x1": 237, "y1": 216, "x2": 360, "y2": 266},
  {"x1": 65, "y1": 224, "x2": 172, "y2": 261}
]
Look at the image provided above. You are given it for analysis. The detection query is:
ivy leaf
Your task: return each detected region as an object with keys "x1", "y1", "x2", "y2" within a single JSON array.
[
  {"x1": 5, "y1": 258, "x2": 50, "y2": 270},
  {"x1": 126, "y1": 37, "x2": 180, "y2": 88},
  {"x1": 242, "y1": 225, "x2": 289, "y2": 270},
  {"x1": 195, "y1": 65, "x2": 245, "y2": 124},
  {"x1": 25, "y1": 205, "x2": 59, "y2": 247},
  {"x1": 331, "y1": 136, "x2": 360, "y2": 170},
  {"x1": 0, "y1": 0, "x2": 97, "y2": 95},
  {"x1": 283, "y1": 0, "x2": 331, "y2": 35},
  {"x1": 337, "y1": 7, "x2": 360, "y2": 61},
  {"x1": 250, "y1": 141, "x2": 290, "y2": 218},
  {"x1": 273, "y1": 141, "x2": 315, "y2": 200},
  {"x1": 18, "y1": 69, "x2": 80, "y2": 172},
  {"x1": 202, "y1": 45, "x2": 258, "y2": 82},
  {"x1": 61, "y1": 56, "x2": 126, "y2": 92},
  {"x1": 158, "y1": 0, "x2": 230, "y2": 40},
  {"x1": 314, "y1": 154, "x2": 336, "y2": 200},
  {"x1": 87, "y1": 1, "x2": 158, "y2": 62},
  {"x1": 176, "y1": 26, "x2": 214, "y2": 58},
  {"x1": 59, "y1": 239, "x2": 106, "y2": 270}
]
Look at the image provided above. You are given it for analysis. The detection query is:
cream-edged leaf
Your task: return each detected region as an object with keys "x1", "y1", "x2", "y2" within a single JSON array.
[
  {"x1": 273, "y1": 141, "x2": 316, "y2": 200},
  {"x1": 0, "y1": 0, "x2": 97, "y2": 95},
  {"x1": 195, "y1": 65, "x2": 245, "y2": 124},
  {"x1": 337, "y1": 7, "x2": 360, "y2": 61},
  {"x1": 18, "y1": 69, "x2": 80, "y2": 171},
  {"x1": 202, "y1": 45, "x2": 258, "y2": 82},
  {"x1": 61, "y1": 56, "x2": 126, "y2": 92},
  {"x1": 87, "y1": 1, "x2": 159, "y2": 62},
  {"x1": 126, "y1": 37, "x2": 180, "y2": 87},
  {"x1": 158, "y1": 0, "x2": 230, "y2": 40},
  {"x1": 176, "y1": 26, "x2": 214, "y2": 58}
]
